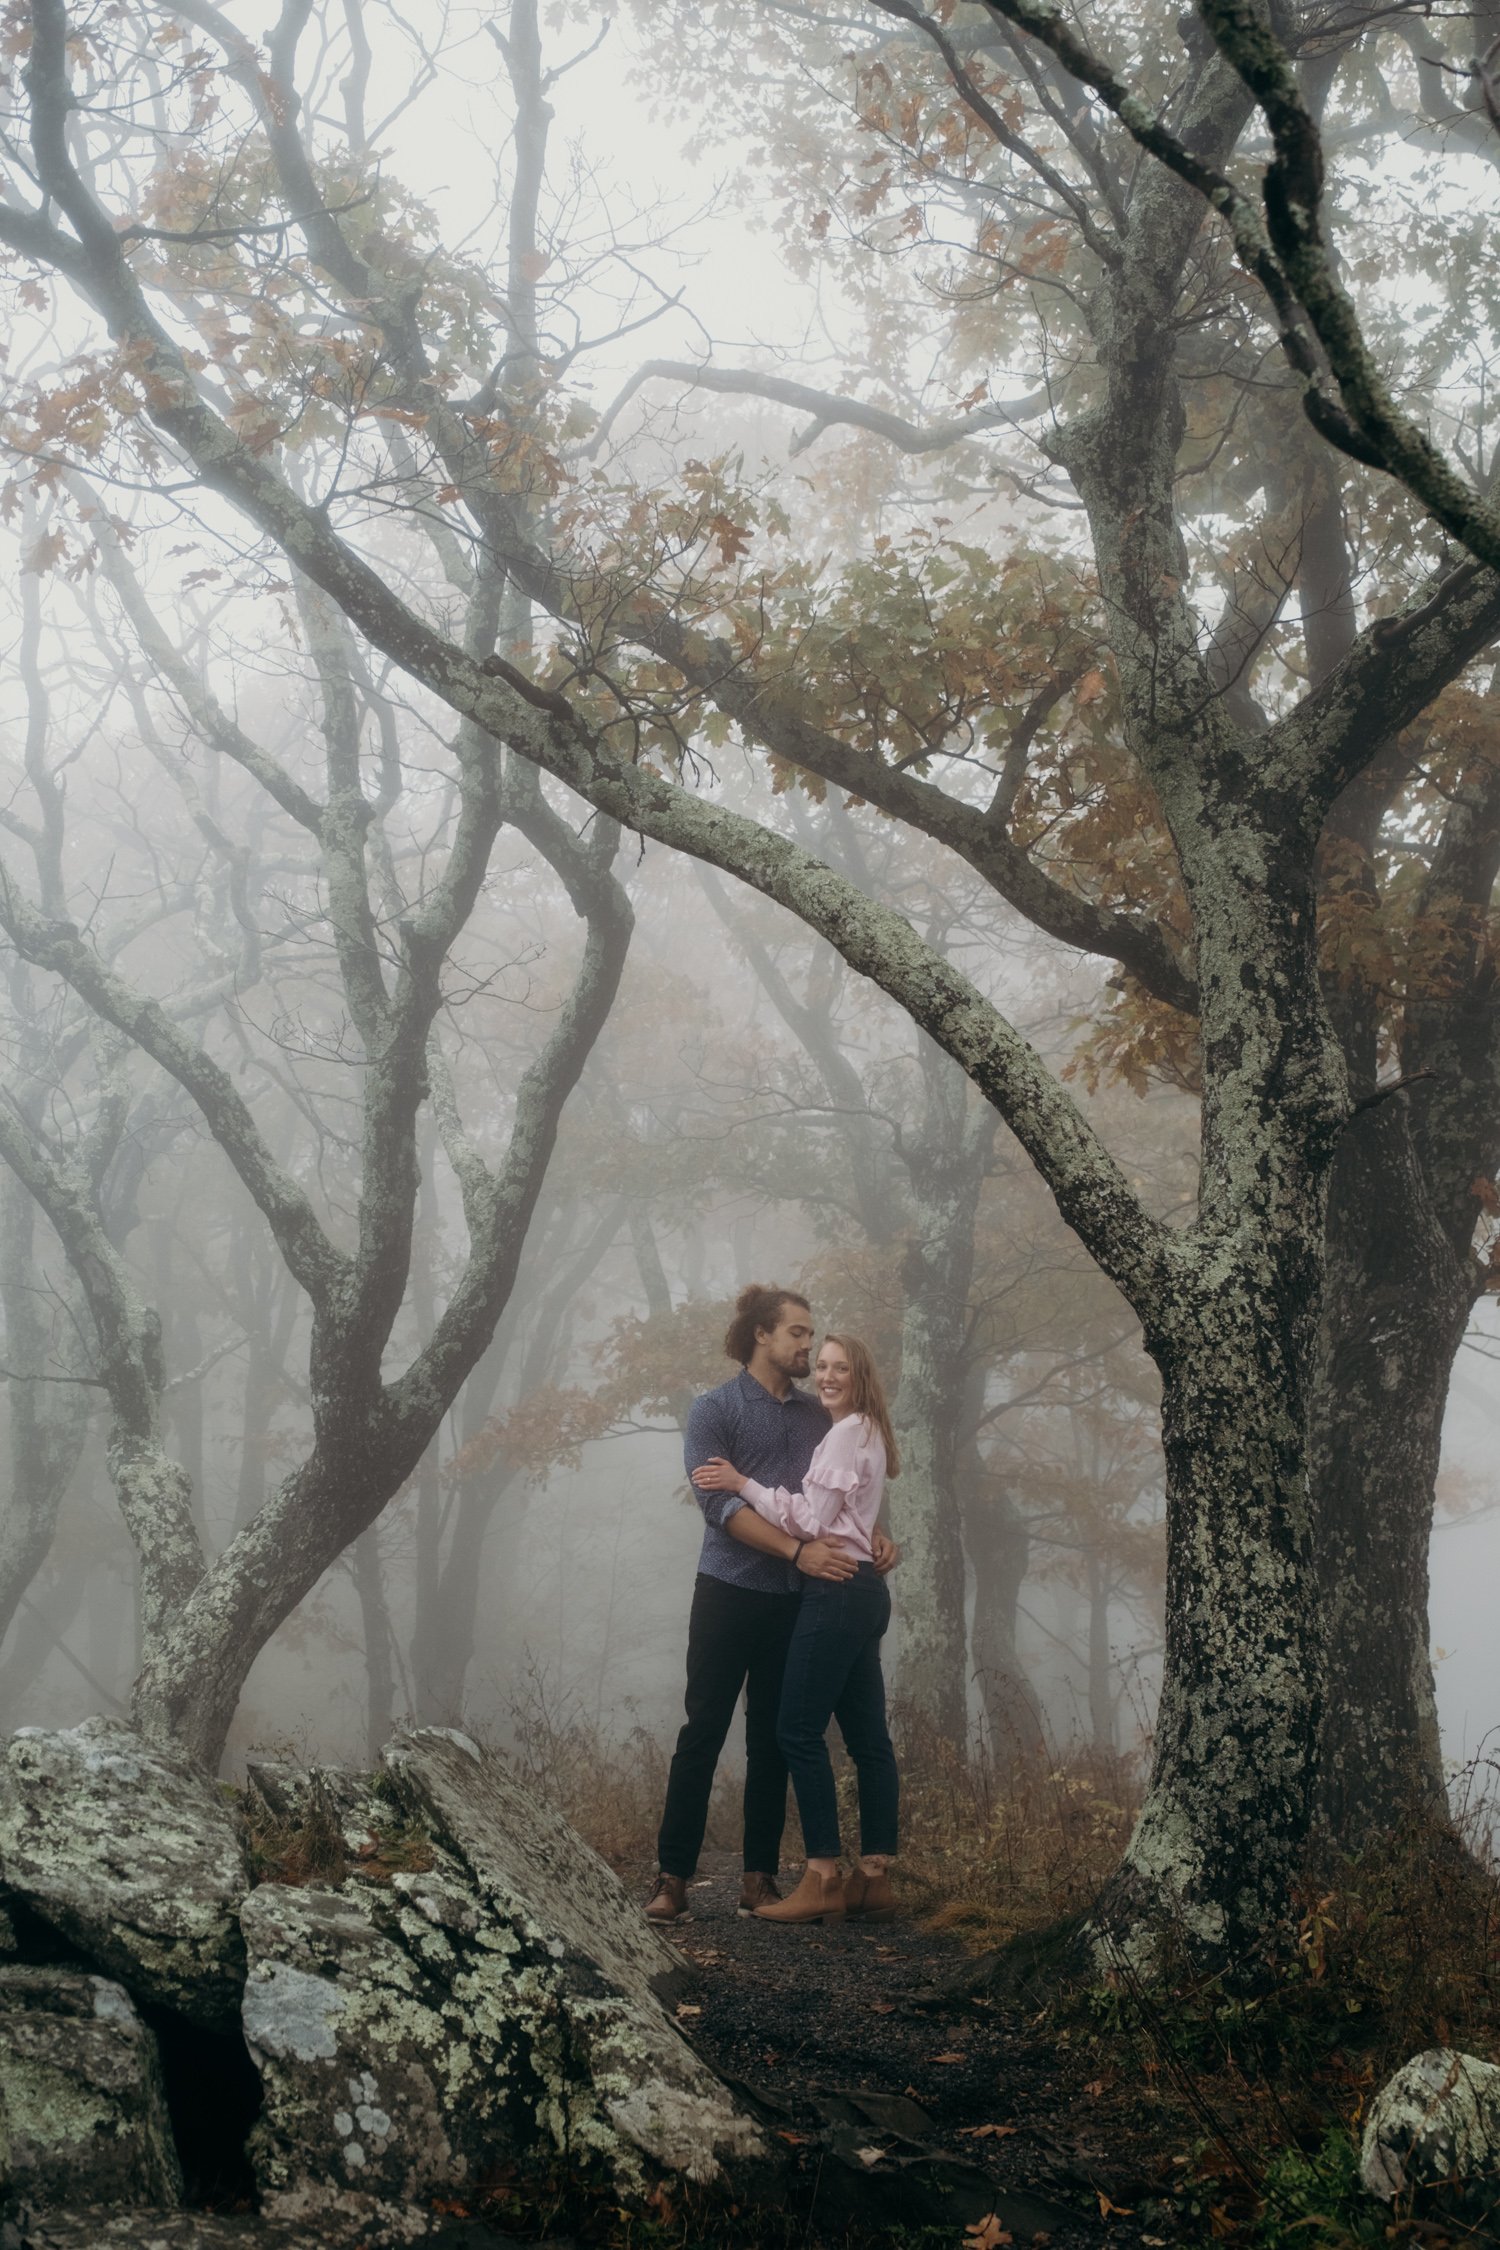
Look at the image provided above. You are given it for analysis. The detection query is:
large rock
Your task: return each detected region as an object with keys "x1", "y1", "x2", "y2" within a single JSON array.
[
  {"x1": 239, "y1": 1729, "x2": 764, "y2": 2236},
  {"x1": 1361, "y1": 2047, "x2": 1500, "y2": 2200},
  {"x1": 0, "y1": 1965, "x2": 182, "y2": 2212},
  {"x1": 0, "y1": 1721, "x2": 246, "y2": 2030},
  {"x1": 10, "y1": 2218, "x2": 341, "y2": 2248}
]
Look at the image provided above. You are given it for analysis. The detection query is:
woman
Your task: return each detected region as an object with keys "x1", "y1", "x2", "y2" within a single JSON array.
[{"x1": 693, "y1": 1334, "x2": 899, "y2": 1924}]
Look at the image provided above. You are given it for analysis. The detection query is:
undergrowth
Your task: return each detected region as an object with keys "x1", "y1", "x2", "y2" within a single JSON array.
[
  {"x1": 501, "y1": 1675, "x2": 1139, "y2": 1932},
  {"x1": 240, "y1": 1774, "x2": 435, "y2": 1887},
  {"x1": 1057, "y1": 1774, "x2": 1500, "y2": 2248},
  {"x1": 887, "y1": 1705, "x2": 1140, "y2": 1947},
  {"x1": 502, "y1": 1669, "x2": 745, "y2": 1871}
]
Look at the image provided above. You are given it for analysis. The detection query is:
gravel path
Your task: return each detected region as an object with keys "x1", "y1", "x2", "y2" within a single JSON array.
[{"x1": 655, "y1": 1852, "x2": 1168, "y2": 2247}]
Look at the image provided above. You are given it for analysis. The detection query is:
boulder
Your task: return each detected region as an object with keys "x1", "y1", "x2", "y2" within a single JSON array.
[
  {"x1": 0, "y1": 1965, "x2": 182, "y2": 2212},
  {"x1": 0, "y1": 1721, "x2": 246, "y2": 2030},
  {"x1": 238, "y1": 1728, "x2": 765, "y2": 2236},
  {"x1": 383, "y1": 1729, "x2": 764, "y2": 2180},
  {"x1": 8, "y1": 2217, "x2": 337, "y2": 2248},
  {"x1": 1361, "y1": 2046, "x2": 1500, "y2": 2200}
]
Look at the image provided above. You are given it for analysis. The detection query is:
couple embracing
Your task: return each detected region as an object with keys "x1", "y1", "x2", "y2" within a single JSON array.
[{"x1": 645, "y1": 1285, "x2": 901, "y2": 1930}]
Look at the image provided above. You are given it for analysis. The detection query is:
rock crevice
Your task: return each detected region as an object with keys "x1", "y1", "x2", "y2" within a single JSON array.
[{"x1": 0, "y1": 1719, "x2": 762, "y2": 2244}]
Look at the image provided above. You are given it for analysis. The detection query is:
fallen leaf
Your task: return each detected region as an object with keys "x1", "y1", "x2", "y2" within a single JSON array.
[
  {"x1": 776, "y1": 2130, "x2": 809, "y2": 2145},
  {"x1": 1084, "y1": 2078, "x2": 1105, "y2": 2097},
  {"x1": 929, "y1": 2051, "x2": 967, "y2": 2064},
  {"x1": 1097, "y1": 2192, "x2": 1135, "y2": 2218},
  {"x1": 963, "y1": 2219, "x2": 1013, "y2": 2250},
  {"x1": 674, "y1": 2003, "x2": 701, "y2": 2019},
  {"x1": 868, "y1": 2000, "x2": 896, "y2": 2014},
  {"x1": 957, "y1": 2124, "x2": 1018, "y2": 2140}
]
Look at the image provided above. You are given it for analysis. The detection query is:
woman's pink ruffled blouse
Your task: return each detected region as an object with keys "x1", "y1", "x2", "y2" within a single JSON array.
[{"x1": 739, "y1": 1413, "x2": 887, "y2": 1561}]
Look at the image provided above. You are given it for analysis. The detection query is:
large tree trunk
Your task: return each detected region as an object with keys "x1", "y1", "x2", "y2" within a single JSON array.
[{"x1": 1106, "y1": 1284, "x2": 1326, "y2": 1964}]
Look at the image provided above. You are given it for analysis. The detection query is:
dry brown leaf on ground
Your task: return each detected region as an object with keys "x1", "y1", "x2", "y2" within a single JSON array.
[{"x1": 963, "y1": 2218, "x2": 1013, "y2": 2249}]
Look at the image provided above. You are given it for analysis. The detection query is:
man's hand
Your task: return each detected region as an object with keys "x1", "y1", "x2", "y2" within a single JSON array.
[
  {"x1": 692, "y1": 1458, "x2": 746, "y2": 1494},
  {"x1": 797, "y1": 1538, "x2": 857, "y2": 1582},
  {"x1": 871, "y1": 1530, "x2": 901, "y2": 1576}
]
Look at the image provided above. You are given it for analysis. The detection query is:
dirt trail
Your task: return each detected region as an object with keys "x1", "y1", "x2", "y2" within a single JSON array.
[{"x1": 658, "y1": 1852, "x2": 1164, "y2": 2247}]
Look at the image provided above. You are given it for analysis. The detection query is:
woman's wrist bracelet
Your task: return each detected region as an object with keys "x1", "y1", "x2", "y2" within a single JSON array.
[{"x1": 792, "y1": 1540, "x2": 805, "y2": 1569}]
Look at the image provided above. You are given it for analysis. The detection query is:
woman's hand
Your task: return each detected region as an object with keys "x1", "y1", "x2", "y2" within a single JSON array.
[{"x1": 692, "y1": 1457, "x2": 746, "y2": 1494}]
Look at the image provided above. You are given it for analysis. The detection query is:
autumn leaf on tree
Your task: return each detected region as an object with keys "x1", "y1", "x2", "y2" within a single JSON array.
[
  {"x1": 707, "y1": 512, "x2": 752, "y2": 566},
  {"x1": 21, "y1": 530, "x2": 67, "y2": 576}
]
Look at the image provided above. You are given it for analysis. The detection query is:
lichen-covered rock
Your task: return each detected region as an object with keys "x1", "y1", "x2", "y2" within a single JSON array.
[
  {"x1": 0, "y1": 1965, "x2": 182, "y2": 2212},
  {"x1": 1361, "y1": 2047, "x2": 1500, "y2": 2200},
  {"x1": 10, "y1": 2215, "x2": 339, "y2": 2248},
  {"x1": 0, "y1": 1720, "x2": 247, "y2": 2030},
  {"x1": 239, "y1": 1729, "x2": 765, "y2": 2235},
  {"x1": 240, "y1": 1880, "x2": 467, "y2": 2239},
  {"x1": 383, "y1": 1729, "x2": 764, "y2": 2181}
]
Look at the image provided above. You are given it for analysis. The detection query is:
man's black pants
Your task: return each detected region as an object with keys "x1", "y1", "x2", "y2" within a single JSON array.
[{"x1": 655, "y1": 1574, "x2": 800, "y2": 1878}]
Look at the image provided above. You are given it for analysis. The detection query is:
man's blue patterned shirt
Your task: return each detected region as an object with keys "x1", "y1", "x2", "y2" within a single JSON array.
[{"x1": 683, "y1": 1368, "x2": 832, "y2": 1592}]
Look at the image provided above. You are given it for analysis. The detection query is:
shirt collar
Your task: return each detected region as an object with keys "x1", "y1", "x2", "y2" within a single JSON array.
[{"x1": 736, "y1": 1367, "x2": 819, "y2": 1408}]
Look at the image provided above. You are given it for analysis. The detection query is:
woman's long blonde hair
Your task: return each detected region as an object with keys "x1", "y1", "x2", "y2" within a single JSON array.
[{"x1": 822, "y1": 1334, "x2": 900, "y2": 1476}]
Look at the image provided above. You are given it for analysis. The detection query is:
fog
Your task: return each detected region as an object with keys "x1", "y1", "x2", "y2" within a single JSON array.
[{"x1": 1, "y1": 0, "x2": 1495, "y2": 1833}]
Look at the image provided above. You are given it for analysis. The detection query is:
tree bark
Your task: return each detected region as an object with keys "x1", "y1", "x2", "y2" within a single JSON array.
[{"x1": 1108, "y1": 1277, "x2": 1326, "y2": 1963}]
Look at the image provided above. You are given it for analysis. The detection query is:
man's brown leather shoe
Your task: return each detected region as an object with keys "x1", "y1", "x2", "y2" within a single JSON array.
[
  {"x1": 737, "y1": 1871, "x2": 782, "y2": 1916},
  {"x1": 644, "y1": 1872, "x2": 691, "y2": 1925},
  {"x1": 754, "y1": 1866, "x2": 845, "y2": 1924},
  {"x1": 843, "y1": 1865, "x2": 898, "y2": 1920}
]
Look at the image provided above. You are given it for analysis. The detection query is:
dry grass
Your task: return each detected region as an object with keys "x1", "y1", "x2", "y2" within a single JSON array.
[
  {"x1": 502, "y1": 1672, "x2": 744, "y2": 1873},
  {"x1": 883, "y1": 1704, "x2": 1141, "y2": 1946},
  {"x1": 241, "y1": 1789, "x2": 349, "y2": 1887},
  {"x1": 500, "y1": 1670, "x2": 1140, "y2": 1936},
  {"x1": 240, "y1": 1771, "x2": 435, "y2": 1888}
]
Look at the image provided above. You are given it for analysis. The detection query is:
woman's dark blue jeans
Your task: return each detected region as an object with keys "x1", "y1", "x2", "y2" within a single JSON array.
[{"x1": 777, "y1": 1562, "x2": 899, "y2": 1860}]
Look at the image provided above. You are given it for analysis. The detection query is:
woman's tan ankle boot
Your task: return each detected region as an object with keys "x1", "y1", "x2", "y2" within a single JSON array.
[{"x1": 753, "y1": 1866, "x2": 846, "y2": 1923}]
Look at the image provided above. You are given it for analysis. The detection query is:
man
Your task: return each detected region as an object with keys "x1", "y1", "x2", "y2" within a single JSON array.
[{"x1": 645, "y1": 1285, "x2": 895, "y2": 1925}]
